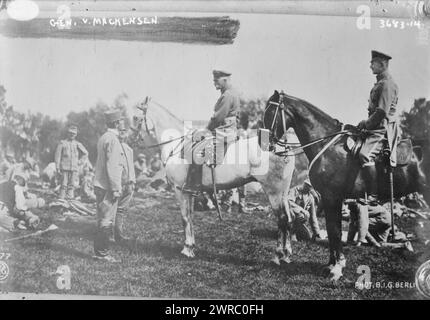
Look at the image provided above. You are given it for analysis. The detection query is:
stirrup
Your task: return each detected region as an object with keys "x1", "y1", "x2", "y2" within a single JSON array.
[
  {"x1": 179, "y1": 184, "x2": 201, "y2": 196},
  {"x1": 367, "y1": 194, "x2": 379, "y2": 206}
]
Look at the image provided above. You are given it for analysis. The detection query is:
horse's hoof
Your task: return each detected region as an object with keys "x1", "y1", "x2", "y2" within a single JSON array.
[
  {"x1": 280, "y1": 256, "x2": 292, "y2": 265},
  {"x1": 181, "y1": 247, "x2": 195, "y2": 258},
  {"x1": 271, "y1": 256, "x2": 281, "y2": 266},
  {"x1": 329, "y1": 264, "x2": 343, "y2": 281},
  {"x1": 321, "y1": 264, "x2": 335, "y2": 277}
]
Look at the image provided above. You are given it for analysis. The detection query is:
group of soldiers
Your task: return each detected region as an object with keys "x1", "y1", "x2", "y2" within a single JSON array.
[{"x1": 0, "y1": 49, "x2": 421, "y2": 259}]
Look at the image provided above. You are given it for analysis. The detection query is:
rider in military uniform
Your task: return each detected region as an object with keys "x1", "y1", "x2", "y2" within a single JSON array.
[
  {"x1": 184, "y1": 70, "x2": 241, "y2": 191},
  {"x1": 357, "y1": 50, "x2": 399, "y2": 204}
]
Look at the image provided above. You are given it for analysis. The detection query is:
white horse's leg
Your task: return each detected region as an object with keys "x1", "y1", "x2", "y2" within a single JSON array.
[
  {"x1": 256, "y1": 155, "x2": 294, "y2": 266},
  {"x1": 270, "y1": 194, "x2": 293, "y2": 265},
  {"x1": 175, "y1": 189, "x2": 195, "y2": 258}
]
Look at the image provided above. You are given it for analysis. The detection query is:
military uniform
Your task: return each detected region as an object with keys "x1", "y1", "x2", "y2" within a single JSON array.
[
  {"x1": 207, "y1": 86, "x2": 241, "y2": 132},
  {"x1": 347, "y1": 200, "x2": 391, "y2": 244},
  {"x1": 114, "y1": 140, "x2": 136, "y2": 241},
  {"x1": 359, "y1": 70, "x2": 399, "y2": 167},
  {"x1": 93, "y1": 121, "x2": 124, "y2": 257},
  {"x1": 55, "y1": 127, "x2": 88, "y2": 199},
  {"x1": 288, "y1": 182, "x2": 322, "y2": 239},
  {"x1": 184, "y1": 70, "x2": 240, "y2": 191}
]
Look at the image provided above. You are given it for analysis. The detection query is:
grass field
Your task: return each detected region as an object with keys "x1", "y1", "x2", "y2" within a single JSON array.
[{"x1": 1, "y1": 189, "x2": 429, "y2": 299}]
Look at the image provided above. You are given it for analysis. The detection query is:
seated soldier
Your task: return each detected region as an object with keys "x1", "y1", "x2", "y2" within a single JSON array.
[
  {"x1": 80, "y1": 165, "x2": 96, "y2": 202},
  {"x1": 0, "y1": 151, "x2": 16, "y2": 181},
  {"x1": 346, "y1": 199, "x2": 413, "y2": 251},
  {"x1": 41, "y1": 162, "x2": 58, "y2": 189},
  {"x1": 0, "y1": 171, "x2": 43, "y2": 231},
  {"x1": 5, "y1": 156, "x2": 39, "y2": 182},
  {"x1": 288, "y1": 179, "x2": 323, "y2": 242}
]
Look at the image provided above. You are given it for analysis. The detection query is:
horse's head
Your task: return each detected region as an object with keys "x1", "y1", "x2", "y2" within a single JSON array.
[
  {"x1": 134, "y1": 96, "x2": 153, "y2": 136},
  {"x1": 263, "y1": 90, "x2": 294, "y2": 144}
]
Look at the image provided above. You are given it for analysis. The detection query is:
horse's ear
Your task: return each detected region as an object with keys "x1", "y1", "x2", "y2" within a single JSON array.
[{"x1": 274, "y1": 90, "x2": 279, "y2": 96}]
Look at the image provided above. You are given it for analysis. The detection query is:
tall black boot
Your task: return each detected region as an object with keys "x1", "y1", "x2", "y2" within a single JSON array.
[
  {"x1": 183, "y1": 164, "x2": 202, "y2": 192},
  {"x1": 362, "y1": 165, "x2": 378, "y2": 205}
]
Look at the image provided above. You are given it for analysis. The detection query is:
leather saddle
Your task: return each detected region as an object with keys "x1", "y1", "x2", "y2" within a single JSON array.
[
  {"x1": 180, "y1": 129, "x2": 238, "y2": 166},
  {"x1": 344, "y1": 125, "x2": 413, "y2": 166}
]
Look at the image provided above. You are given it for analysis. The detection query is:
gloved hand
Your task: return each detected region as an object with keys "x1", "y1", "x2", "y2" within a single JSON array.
[
  {"x1": 357, "y1": 120, "x2": 367, "y2": 130},
  {"x1": 112, "y1": 191, "x2": 121, "y2": 201}
]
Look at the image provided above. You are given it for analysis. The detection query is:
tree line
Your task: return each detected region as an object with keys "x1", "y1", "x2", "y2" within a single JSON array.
[{"x1": 1, "y1": 84, "x2": 429, "y2": 168}]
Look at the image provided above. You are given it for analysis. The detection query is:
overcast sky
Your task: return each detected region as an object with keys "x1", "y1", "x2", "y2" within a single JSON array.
[{"x1": 0, "y1": 13, "x2": 429, "y2": 124}]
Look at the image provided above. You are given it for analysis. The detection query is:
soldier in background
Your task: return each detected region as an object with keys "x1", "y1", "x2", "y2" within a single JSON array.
[
  {"x1": 134, "y1": 153, "x2": 151, "y2": 190},
  {"x1": 0, "y1": 151, "x2": 16, "y2": 180},
  {"x1": 55, "y1": 124, "x2": 88, "y2": 199},
  {"x1": 41, "y1": 162, "x2": 58, "y2": 189},
  {"x1": 0, "y1": 170, "x2": 44, "y2": 231},
  {"x1": 288, "y1": 180, "x2": 323, "y2": 242}
]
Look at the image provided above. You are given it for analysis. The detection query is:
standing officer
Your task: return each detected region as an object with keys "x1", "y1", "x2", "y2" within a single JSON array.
[
  {"x1": 184, "y1": 70, "x2": 241, "y2": 191},
  {"x1": 114, "y1": 124, "x2": 136, "y2": 243},
  {"x1": 357, "y1": 50, "x2": 399, "y2": 204},
  {"x1": 93, "y1": 110, "x2": 124, "y2": 262},
  {"x1": 55, "y1": 124, "x2": 88, "y2": 199}
]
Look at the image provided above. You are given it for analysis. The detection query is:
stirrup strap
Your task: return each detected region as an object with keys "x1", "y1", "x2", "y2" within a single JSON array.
[{"x1": 308, "y1": 125, "x2": 345, "y2": 174}]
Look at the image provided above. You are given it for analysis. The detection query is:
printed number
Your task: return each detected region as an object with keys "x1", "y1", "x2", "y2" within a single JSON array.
[
  {"x1": 209, "y1": 305, "x2": 215, "y2": 315},
  {"x1": 393, "y1": 20, "x2": 399, "y2": 28},
  {"x1": 380, "y1": 19, "x2": 385, "y2": 28},
  {"x1": 400, "y1": 21, "x2": 405, "y2": 29}
]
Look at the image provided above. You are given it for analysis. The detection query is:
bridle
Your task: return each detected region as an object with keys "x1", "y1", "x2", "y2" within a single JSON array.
[
  {"x1": 263, "y1": 90, "x2": 350, "y2": 162},
  {"x1": 263, "y1": 90, "x2": 293, "y2": 151}
]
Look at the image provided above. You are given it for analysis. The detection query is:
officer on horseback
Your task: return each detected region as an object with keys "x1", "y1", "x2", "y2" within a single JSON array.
[
  {"x1": 183, "y1": 70, "x2": 241, "y2": 191},
  {"x1": 207, "y1": 70, "x2": 240, "y2": 132},
  {"x1": 357, "y1": 50, "x2": 399, "y2": 204}
]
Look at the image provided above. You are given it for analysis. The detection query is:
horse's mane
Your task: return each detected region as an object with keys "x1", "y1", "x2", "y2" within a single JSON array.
[
  {"x1": 151, "y1": 101, "x2": 184, "y2": 125},
  {"x1": 283, "y1": 94, "x2": 341, "y2": 127}
]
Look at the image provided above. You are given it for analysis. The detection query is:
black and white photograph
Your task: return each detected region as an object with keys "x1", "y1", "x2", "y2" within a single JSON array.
[{"x1": 0, "y1": 0, "x2": 429, "y2": 303}]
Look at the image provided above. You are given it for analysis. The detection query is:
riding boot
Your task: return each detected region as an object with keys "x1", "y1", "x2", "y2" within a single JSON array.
[
  {"x1": 362, "y1": 165, "x2": 378, "y2": 205},
  {"x1": 183, "y1": 164, "x2": 203, "y2": 193}
]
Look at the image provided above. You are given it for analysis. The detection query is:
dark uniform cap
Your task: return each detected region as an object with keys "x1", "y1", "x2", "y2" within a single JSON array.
[
  {"x1": 213, "y1": 70, "x2": 232, "y2": 79},
  {"x1": 371, "y1": 50, "x2": 392, "y2": 61},
  {"x1": 104, "y1": 110, "x2": 123, "y2": 123}
]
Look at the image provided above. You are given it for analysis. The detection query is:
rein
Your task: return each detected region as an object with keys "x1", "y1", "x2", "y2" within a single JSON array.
[
  {"x1": 264, "y1": 92, "x2": 350, "y2": 157},
  {"x1": 273, "y1": 129, "x2": 350, "y2": 157}
]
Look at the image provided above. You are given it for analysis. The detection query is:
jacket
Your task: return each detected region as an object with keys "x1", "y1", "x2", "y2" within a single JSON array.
[
  {"x1": 207, "y1": 86, "x2": 241, "y2": 131},
  {"x1": 55, "y1": 139, "x2": 88, "y2": 172},
  {"x1": 94, "y1": 129, "x2": 123, "y2": 193}
]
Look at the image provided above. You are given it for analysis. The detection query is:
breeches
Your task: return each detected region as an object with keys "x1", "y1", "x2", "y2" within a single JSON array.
[
  {"x1": 59, "y1": 170, "x2": 79, "y2": 198},
  {"x1": 358, "y1": 131, "x2": 386, "y2": 167}
]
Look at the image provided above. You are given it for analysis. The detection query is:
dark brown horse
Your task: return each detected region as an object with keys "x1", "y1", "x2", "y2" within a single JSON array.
[{"x1": 263, "y1": 90, "x2": 429, "y2": 280}]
